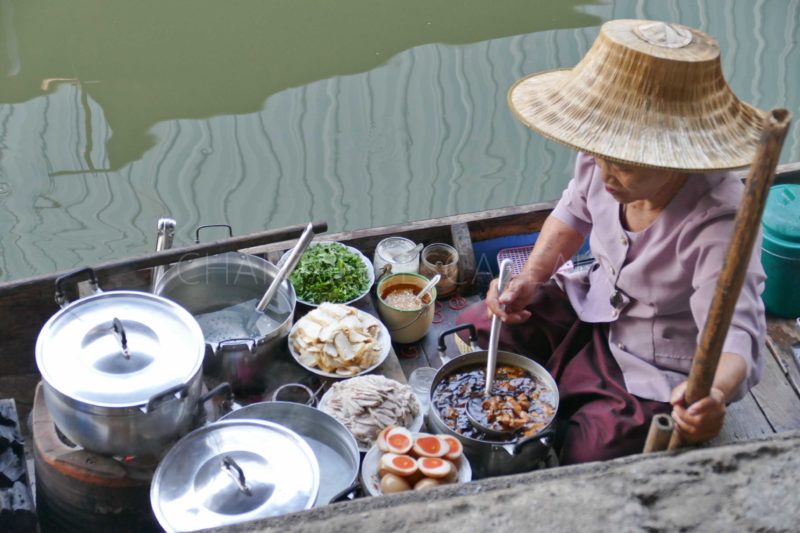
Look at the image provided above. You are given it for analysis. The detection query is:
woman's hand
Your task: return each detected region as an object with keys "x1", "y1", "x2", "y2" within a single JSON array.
[
  {"x1": 485, "y1": 273, "x2": 539, "y2": 324},
  {"x1": 670, "y1": 381, "x2": 726, "y2": 443}
]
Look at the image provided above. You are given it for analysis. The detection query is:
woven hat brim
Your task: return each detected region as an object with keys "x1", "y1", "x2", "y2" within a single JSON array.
[{"x1": 509, "y1": 69, "x2": 765, "y2": 173}]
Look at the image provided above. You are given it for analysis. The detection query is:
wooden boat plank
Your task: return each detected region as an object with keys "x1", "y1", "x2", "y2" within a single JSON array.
[
  {"x1": 450, "y1": 223, "x2": 477, "y2": 291},
  {"x1": 765, "y1": 317, "x2": 800, "y2": 397},
  {"x1": 242, "y1": 201, "x2": 557, "y2": 258},
  {"x1": 750, "y1": 339, "x2": 800, "y2": 433},
  {"x1": 711, "y1": 392, "x2": 774, "y2": 444}
]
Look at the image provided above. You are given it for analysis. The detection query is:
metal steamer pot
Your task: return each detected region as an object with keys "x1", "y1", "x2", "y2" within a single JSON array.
[
  {"x1": 428, "y1": 324, "x2": 559, "y2": 479},
  {"x1": 154, "y1": 250, "x2": 295, "y2": 394},
  {"x1": 35, "y1": 268, "x2": 209, "y2": 458}
]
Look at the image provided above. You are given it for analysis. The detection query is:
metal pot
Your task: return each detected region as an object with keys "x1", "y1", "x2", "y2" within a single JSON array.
[
  {"x1": 222, "y1": 401, "x2": 360, "y2": 505},
  {"x1": 150, "y1": 419, "x2": 319, "y2": 532},
  {"x1": 427, "y1": 324, "x2": 559, "y2": 479},
  {"x1": 154, "y1": 251, "x2": 295, "y2": 394},
  {"x1": 35, "y1": 268, "x2": 207, "y2": 458}
]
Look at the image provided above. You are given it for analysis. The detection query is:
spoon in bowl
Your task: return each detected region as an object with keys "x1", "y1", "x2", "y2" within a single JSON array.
[
  {"x1": 466, "y1": 259, "x2": 517, "y2": 439},
  {"x1": 414, "y1": 274, "x2": 441, "y2": 306}
]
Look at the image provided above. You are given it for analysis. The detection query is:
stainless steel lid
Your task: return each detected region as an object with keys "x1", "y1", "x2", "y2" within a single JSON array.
[
  {"x1": 150, "y1": 420, "x2": 320, "y2": 532},
  {"x1": 35, "y1": 290, "x2": 205, "y2": 407},
  {"x1": 221, "y1": 401, "x2": 360, "y2": 505}
]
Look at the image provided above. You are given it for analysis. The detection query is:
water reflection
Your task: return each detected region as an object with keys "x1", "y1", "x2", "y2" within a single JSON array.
[{"x1": 0, "y1": 0, "x2": 798, "y2": 282}]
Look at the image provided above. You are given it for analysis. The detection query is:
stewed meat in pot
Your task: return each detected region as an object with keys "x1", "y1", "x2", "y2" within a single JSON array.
[{"x1": 432, "y1": 364, "x2": 556, "y2": 441}]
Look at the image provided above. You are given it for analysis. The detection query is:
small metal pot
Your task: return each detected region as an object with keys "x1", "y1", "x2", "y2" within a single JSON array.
[
  {"x1": 222, "y1": 401, "x2": 360, "y2": 505},
  {"x1": 154, "y1": 251, "x2": 295, "y2": 394},
  {"x1": 35, "y1": 268, "x2": 207, "y2": 458},
  {"x1": 427, "y1": 324, "x2": 559, "y2": 479}
]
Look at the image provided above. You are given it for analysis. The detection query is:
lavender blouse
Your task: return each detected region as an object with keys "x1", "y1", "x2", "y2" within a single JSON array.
[{"x1": 551, "y1": 153, "x2": 766, "y2": 403}]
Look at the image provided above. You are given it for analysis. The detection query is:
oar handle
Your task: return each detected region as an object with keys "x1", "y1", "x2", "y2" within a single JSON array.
[
  {"x1": 485, "y1": 259, "x2": 512, "y2": 396},
  {"x1": 666, "y1": 108, "x2": 791, "y2": 451}
]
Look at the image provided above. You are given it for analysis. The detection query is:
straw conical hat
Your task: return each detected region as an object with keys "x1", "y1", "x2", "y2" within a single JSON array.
[{"x1": 509, "y1": 19, "x2": 766, "y2": 172}]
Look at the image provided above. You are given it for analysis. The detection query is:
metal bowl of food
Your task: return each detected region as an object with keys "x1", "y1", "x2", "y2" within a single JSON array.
[{"x1": 427, "y1": 325, "x2": 559, "y2": 479}]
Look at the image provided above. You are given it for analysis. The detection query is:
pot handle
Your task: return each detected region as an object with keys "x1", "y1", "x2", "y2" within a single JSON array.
[
  {"x1": 215, "y1": 338, "x2": 257, "y2": 355},
  {"x1": 437, "y1": 324, "x2": 479, "y2": 362},
  {"x1": 195, "y1": 223, "x2": 233, "y2": 243},
  {"x1": 141, "y1": 383, "x2": 190, "y2": 414},
  {"x1": 111, "y1": 318, "x2": 131, "y2": 360},
  {"x1": 329, "y1": 480, "x2": 360, "y2": 503},
  {"x1": 497, "y1": 427, "x2": 556, "y2": 457},
  {"x1": 221, "y1": 455, "x2": 252, "y2": 496},
  {"x1": 54, "y1": 267, "x2": 102, "y2": 308},
  {"x1": 199, "y1": 382, "x2": 233, "y2": 406}
]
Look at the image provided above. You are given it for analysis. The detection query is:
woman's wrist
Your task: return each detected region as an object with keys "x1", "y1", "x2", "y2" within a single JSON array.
[{"x1": 711, "y1": 352, "x2": 748, "y2": 403}]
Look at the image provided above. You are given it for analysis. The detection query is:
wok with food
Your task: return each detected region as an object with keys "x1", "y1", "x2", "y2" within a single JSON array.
[
  {"x1": 428, "y1": 326, "x2": 559, "y2": 479},
  {"x1": 432, "y1": 364, "x2": 556, "y2": 440}
]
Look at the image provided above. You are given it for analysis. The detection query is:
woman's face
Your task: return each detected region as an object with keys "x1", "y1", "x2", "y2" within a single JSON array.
[{"x1": 595, "y1": 157, "x2": 687, "y2": 205}]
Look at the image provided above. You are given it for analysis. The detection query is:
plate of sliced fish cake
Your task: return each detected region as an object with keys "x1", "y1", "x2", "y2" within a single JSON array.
[{"x1": 289, "y1": 303, "x2": 391, "y2": 378}]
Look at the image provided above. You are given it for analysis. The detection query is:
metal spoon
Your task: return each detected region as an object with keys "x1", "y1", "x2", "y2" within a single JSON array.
[
  {"x1": 414, "y1": 274, "x2": 441, "y2": 305},
  {"x1": 466, "y1": 259, "x2": 515, "y2": 438},
  {"x1": 244, "y1": 222, "x2": 315, "y2": 331}
]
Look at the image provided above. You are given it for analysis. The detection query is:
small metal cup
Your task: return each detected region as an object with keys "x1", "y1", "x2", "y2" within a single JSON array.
[{"x1": 271, "y1": 383, "x2": 316, "y2": 406}]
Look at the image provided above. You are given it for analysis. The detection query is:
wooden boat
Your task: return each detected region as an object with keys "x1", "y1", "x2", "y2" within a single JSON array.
[{"x1": 1, "y1": 161, "x2": 799, "y2": 528}]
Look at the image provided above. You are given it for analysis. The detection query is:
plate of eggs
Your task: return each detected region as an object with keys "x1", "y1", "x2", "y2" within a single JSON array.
[{"x1": 360, "y1": 426, "x2": 471, "y2": 496}]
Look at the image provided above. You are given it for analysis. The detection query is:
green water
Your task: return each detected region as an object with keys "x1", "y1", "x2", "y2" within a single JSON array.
[{"x1": 0, "y1": 0, "x2": 798, "y2": 281}]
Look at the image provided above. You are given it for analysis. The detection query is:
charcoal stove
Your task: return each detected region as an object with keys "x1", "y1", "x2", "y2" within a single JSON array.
[{"x1": 31, "y1": 383, "x2": 181, "y2": 533}]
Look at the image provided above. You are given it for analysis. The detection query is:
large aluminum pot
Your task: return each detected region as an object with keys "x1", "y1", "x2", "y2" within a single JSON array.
[
  {"x1": 427, "y1": 324, "x2": 559, "y2": 479},
  {"x1": 222, "y1": 401, "x2": 360, "y2": 505},
  {"x1": 154, "y1": 251, "x2": 295, "y2": 394},
  {"x1": 35, "y1": 268, "x2": 207, "y2": 458}
]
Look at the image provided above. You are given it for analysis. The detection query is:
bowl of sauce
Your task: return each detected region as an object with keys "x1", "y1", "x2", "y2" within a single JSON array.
[{"x1": 376, "y1": 273, "x2": 437, "y2": 344}]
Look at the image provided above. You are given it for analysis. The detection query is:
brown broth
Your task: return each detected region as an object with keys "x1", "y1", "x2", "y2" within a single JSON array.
[{"x1": 431, "y1": 364, "x2": 556, "y2": 441}]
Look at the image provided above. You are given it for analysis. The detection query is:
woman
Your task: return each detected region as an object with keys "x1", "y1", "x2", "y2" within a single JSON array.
[{"x1": 457, "y1": 20, "x2": 767, "y2": 464}]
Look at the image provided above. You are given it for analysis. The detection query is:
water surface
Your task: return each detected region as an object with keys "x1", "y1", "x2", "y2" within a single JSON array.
[{"x1": 0, "y1": 0, "x2": 797, "y2": 281}]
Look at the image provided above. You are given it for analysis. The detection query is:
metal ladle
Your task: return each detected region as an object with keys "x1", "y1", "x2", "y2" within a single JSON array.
[
  {"x1": 466, "y1": 259, "x2": 517, "y2": 439},
  {"x1": 243, "y1": 222, "x2": 315, "y2": 331}
]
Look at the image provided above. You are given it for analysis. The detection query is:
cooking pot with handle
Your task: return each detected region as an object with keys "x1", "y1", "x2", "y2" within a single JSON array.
[
  {"x1": 153, "y1": 250, "x2": 295, "y2": 394},
  {"x1": 427, "y1": 324, "x2": 559, "y2": 479},
  {"x1": 35, "y1": 267, "x2": 208, "y2": 458}
]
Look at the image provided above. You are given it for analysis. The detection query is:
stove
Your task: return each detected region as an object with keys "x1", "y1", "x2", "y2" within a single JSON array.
[{"x1": 31, "y1": 384, "x2": 162, "y2": 533}]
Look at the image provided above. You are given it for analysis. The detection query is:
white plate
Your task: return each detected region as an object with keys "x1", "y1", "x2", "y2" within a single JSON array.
[
  {"x1": 288, "y1": 307, "x2": 391, "y2": 379},
  {"x1": 280, "y1": 242, "x2": 375, "y2": 307},
  {"x1": 318, "y1": 381, "x2": 424, "y2": 452},
  {"x1": 360, "y1": 436, "x2": 472, "y2": 496}
]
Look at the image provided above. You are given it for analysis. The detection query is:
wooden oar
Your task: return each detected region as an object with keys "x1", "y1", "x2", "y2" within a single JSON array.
[{"x1": 652, "y1": 108, "x2": 791, "y2": 452}]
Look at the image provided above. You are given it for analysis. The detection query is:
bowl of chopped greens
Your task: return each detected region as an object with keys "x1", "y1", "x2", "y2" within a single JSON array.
[{"x1": 282, "y1": 241, "x2": 374, "y2": 306}]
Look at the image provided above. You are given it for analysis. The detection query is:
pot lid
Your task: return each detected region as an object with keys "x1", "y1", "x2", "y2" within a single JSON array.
[
  {"x1": 35, "y1": 291, "x2": 205, "y2": 407},
  {"x1": 150, "y1": 420, "x2": 319, "y2": 532}
]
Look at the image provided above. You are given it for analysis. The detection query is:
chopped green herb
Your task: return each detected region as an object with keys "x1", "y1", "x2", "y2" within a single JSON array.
[{"x1": 289, "y1": 242, "x2": 370, "y2": 304}]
